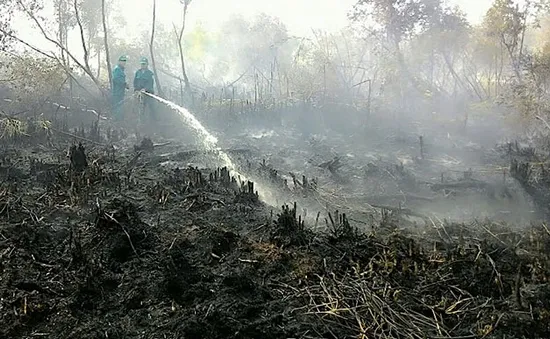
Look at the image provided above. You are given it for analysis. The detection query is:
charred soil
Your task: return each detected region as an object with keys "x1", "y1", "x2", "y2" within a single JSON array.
[{"x1": 1, "y1": 135, "x2": 550, "y2": 339}]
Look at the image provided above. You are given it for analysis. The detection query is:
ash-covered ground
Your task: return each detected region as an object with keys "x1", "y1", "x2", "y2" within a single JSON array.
[
  {"x1": 1, "y1": 105, "x2": 550, "y2": 339},
  {"x1": 211, "y1": 108, "x2": 539, "y2": 226}
]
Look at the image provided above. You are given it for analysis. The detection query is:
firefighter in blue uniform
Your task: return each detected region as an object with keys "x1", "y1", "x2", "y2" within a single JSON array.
[
  {"x1": 111, "y1": 55, "x2": 129, "y2": 121},
  {"x1": 133, "y1": 57, "x2": 156, "y2": 122}
]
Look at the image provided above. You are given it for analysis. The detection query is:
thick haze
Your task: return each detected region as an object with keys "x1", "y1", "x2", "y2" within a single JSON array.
[
  {"x1": 13, "y1": 0, "x2": 494, "y2": 45},
  {"x1": 1, "y1": 0, "x2": 545, "y2": 224}
]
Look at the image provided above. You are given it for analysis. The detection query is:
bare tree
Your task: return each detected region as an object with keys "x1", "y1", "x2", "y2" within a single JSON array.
[
  {"x1": 150, "y1": 0, "x2": 164, "y2": 97},
  {"x1": 54, "y1": 0, "x2": 71, "y2": 68},
  {"x1": 0, "y1": 0, "x2": 43, "y2": 50},
  {"x1": 15, "y1": 0, "x2": 103, "y2": 91},
  {"x1": 102, "y1": 0, "x2": 112, "y2": 88},
  {"x1": 73, "y1": 0, "x2": 91, "y2": 71},
  {"x1": 54, "y1": 0, "x2": 74, "y2": 100},
  {"x1": 173, "y1": 0, "x2": 191, "y2": 94}
]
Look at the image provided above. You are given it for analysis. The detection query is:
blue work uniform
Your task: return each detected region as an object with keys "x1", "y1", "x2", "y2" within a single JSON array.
[
  {"x1": 111, "y1": 65, "x2": 127, "y2": 121},
  {"x1": 134, "y1": 68, "x2": 155, "y2": 94},
  {"x1": 134, "y1": 68, "x2": 156, "y2": 121}
]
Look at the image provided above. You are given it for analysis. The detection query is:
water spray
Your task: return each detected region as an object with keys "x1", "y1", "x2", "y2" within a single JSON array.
[{"x1": 144, "y1": 92, "x2": 277, "y2": 206}]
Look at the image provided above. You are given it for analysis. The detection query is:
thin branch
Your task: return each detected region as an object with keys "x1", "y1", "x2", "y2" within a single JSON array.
[
  {"x1": 0, "y1": 28, "x2": 102, "y2": 103},
  {"x1": 0, "y1": 28, "x2": 55, "y2": 59},
  {"x1": 73, "y1": 0, "x2": 91, "y2": 70},
  {"x1": 535, "y1": 115, "x2": 550, "y2": 131},
  {"x1": 16, "y1": 0, "x2": 101, "y2": 90}
]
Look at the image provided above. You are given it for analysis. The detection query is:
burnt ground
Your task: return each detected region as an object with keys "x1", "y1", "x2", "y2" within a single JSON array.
[{"x1": 1, "y1": 108, "x2": 550, "y2": 339}]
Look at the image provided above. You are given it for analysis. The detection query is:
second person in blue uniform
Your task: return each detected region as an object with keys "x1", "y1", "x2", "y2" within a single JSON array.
[{"x1": 134, "y1": 57, "x2": 156, "y2": 122}]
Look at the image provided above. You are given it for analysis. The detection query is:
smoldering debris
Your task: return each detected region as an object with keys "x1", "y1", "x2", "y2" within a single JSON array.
[{"x1": 0, "y1": 129, "x2": 550, "y2": 338}]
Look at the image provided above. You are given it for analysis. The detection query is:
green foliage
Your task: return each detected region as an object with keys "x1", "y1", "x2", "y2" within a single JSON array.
[
  {"x1": 78, "y1": 0, "x2": 114, "y2": 49},
  {"x1": 425, "y1": 6, "x2": 470, "y2": 52},
  {"x1": 4, "y1": 55, "x2": 66, "y2": 111},
  {"x1": 54, "y1": 0, "x2": 78, "y2": 31},
  {"x1": 5, "y1": 0, "x2": 550, "y2": 138},
  {"x1": 483, "y1": 0, "x2": 525, "y2": 58},
  {"x1": 0, "y1": 0, "x2": 43, "y2": 50},
  {"x1": 351, "y1": 0, "x2": 443, "y2": 42}
]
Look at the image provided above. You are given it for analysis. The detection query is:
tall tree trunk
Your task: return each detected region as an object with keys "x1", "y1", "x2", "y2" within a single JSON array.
[
  {"x1": 97, "y1": 50, "x2": 101, "y2": 79},
  {"x1": 394, "y1": 39, "x2": 432, "y2": 96},
  {"x1": 73, "y1": 0, "x2": 90, "y2": 70},
  {"x1": 57, "y1": 2, "x2": 66, "y2": 67},
  {"x1": 57, "y1": 1, "x2": 72, "y2": 103},
  {"x1": 102, "y1": 0, "x2": 112, "y2": 89},
  {"x1": 517, "y1": 6, "x2": 528, "y2": 82},
  {"x1": 177, "y1": 40, "x2": 190, "y2": 92},
  {"x1": 175, "y1": 1, "x2": 191, "y2": 94},
  {"x1": 149, "y1": 0, "x2": 164, "y2": 97}
]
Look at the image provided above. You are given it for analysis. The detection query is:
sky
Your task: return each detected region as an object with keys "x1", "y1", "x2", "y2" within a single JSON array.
[
  {"x1": 12, "y1": 0, "x2": 496, "y2": 55},
  {"x1": 136, "y1": 0, "x2": 495, "y2": 36}
]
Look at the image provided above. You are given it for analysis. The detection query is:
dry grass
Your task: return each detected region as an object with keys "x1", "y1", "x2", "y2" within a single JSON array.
[{"x1": 0, "y1": 117, "x2": 27, "y2": 139}]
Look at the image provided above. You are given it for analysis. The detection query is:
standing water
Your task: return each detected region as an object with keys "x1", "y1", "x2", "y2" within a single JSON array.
[{"x1": 144, "y1": 93, "x2": 276, "y2": 205}]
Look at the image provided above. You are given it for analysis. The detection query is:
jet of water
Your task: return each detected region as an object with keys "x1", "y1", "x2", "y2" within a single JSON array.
[
  {"x1": 145, "y1": 93, "x2": 219, "y2": 149},
  {"x1": 144, "y1": 93, "x2": 277, "y2": 205}
]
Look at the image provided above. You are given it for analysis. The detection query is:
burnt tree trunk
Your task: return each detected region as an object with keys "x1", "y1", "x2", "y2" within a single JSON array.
[
  {"x1": 174, "y1": 0, "x2": 191, "y2": 96},
  {"x1": 149, "y1": 0, "x2": 164, "y2": 97},
  {"x1": 102, "y1": 0, "x2": 112, "y2": 90}
]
